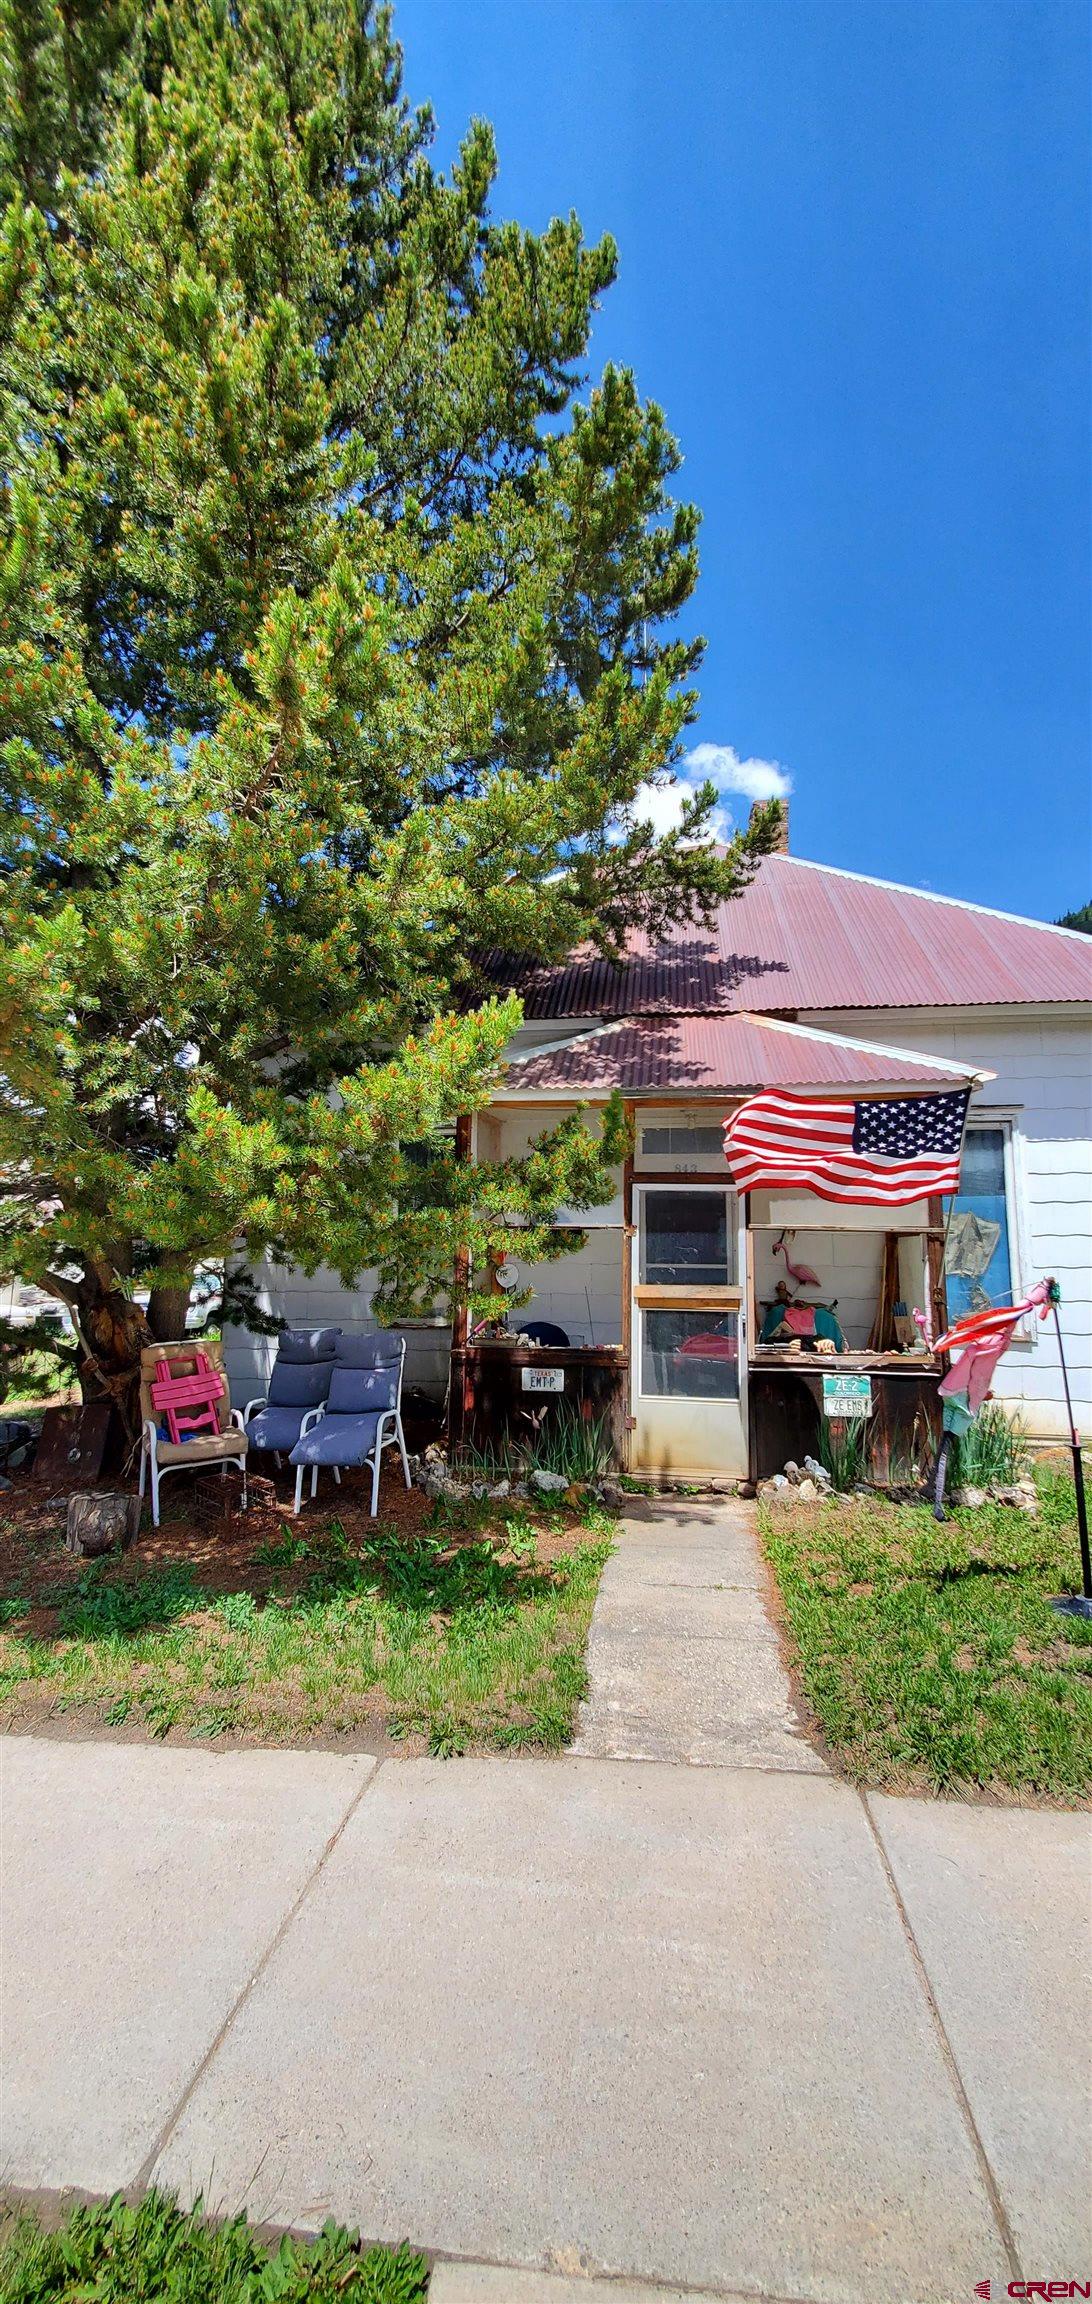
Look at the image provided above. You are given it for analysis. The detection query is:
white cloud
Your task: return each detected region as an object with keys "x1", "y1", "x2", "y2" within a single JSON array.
[
  {"x1": 683, "y1": 742, "x2": 793, "y2": 803},
  {"x1": 624, "y1": 742, "x2": 792, "y2": 845}
]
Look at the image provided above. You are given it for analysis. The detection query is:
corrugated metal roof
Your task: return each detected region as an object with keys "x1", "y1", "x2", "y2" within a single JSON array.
[
  {"x1": 502, "y1": 1012, "x2": 985, "y2": 1098},
  {"x1": 483, "y1": 856, "x2": 1092, "y2": 1018}
]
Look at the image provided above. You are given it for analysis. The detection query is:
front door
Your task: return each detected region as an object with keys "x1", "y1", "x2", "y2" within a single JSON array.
[{"x1": 632, "y1": 1185, "x2": 747, "y2": 1476}]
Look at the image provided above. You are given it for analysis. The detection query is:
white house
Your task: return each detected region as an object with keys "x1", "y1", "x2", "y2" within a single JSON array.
[{"x1": 224, "y1": 834, "x2": 1092, "y2": 1477}]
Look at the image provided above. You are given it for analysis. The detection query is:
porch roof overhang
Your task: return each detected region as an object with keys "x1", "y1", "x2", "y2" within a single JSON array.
[{"x1": 498, "y1": 1011, "x2": 992, "y2": 1100}]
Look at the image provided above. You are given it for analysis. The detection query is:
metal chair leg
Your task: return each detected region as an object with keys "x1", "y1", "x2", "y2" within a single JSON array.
[
  {"x1": 395, "y1": 1415, "x2": 411, "y2": 1487},
  {"x1": 293, "y1": 1463, "x2": 305, "y2": 1514},
  {"x1": 311, "y1": 1463, "x2": 319, "y2": 1499}
]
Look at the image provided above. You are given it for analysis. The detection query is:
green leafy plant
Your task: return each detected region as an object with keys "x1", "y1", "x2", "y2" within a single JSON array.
[
  {"x1": 952, "y1": 1403, "x2": 1029, "y2": 1489},
  {"x1": 0, "y1": 2187, "x2": 428, "y2": 2302},
  {"x1": 523, "y1": 1403, "x2": 614, "y2": 1483},
  {"x1": 816, "y1": 1417, "x2": 871, "y2": 1492}
]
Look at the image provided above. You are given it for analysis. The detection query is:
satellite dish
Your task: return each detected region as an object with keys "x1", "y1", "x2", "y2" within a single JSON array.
[{"x1": 494, "y1": 1259, "x2": 522, "y2": 1292}]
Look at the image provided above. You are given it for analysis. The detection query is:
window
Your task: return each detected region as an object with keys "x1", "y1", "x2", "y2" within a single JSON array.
[
  {"x1": 640, "y1": 1125, "x2": 725, "y2": 1158},
  {"x1": 639, "y1": 1189, "x2": 737, "y2": 1286},
  {"x1": 945, "y1": 1124, "x2": 1018, "y2": 1320},
  {"x1": 641, "y1": 1310, "x2": 740, "y2": 1399}
]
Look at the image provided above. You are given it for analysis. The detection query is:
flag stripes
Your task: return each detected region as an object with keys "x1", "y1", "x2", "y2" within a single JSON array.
[{"x1": 724, "y1": 1087, "x2": 969, "y2": 1206}]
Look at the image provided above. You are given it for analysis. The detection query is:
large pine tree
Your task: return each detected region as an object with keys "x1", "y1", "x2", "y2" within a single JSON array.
[{"x1": 0, "y1": 0, "x2": 775, "y2": 1417}]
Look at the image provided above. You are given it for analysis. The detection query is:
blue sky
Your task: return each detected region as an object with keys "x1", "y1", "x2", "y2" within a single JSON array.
[{"x1": 396, "y1": 0, "x2": 1090, "y2": 923}]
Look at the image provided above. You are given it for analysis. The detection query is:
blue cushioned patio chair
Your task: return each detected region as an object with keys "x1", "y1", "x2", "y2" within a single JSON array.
[
  {"x1": 242, "y1": 1354, "x2": 335, "y2": 1464},
  {"x1": 289, "y1": 1337, "x2": 409, "y2": 1515}
]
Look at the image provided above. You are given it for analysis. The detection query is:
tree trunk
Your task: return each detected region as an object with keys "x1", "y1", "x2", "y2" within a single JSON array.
[
  {"x1": 148, "y1": 1283, "x2": 192, "y2": 1342},
  {"x1": 63, "y1": 1262, "x2": 154, "y2": 1437}
]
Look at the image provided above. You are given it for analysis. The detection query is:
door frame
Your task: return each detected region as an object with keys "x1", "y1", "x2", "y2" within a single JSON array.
[{"x1": 630, "y1": 1181, "x2": 749, "y2": 1474}]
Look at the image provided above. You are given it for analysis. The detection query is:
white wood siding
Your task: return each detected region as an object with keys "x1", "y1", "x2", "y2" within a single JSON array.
[{"x1": 804, "y1": 1008, "x2": 1092, "y2": 1439}]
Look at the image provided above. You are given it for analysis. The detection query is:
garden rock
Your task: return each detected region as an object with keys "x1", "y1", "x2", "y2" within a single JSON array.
[
  {"x1": 956, "y1": 1485, "x2": 987, "y2": 1510},
  {"x1": 783, "y1": 1460, "x2": 801, "y2": 1483},
  {"x1": 796, "y1": 1477, "x2": 819, "y2": 1502},
  {"x1": 530, "y1": 1468, "x2": 569, "y2": 1495},
  {"x1": 487, "y1": 1480, "x2": 511, "y2": 1501}
]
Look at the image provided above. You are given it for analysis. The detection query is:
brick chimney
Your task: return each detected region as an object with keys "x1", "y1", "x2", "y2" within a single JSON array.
[{"x1": 749, "y1": 797, "x2": 789, "y2": 854}]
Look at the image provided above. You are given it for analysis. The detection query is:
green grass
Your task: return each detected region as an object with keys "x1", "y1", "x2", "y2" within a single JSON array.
[
  {"x1": 0, "y1": 1507, "x2": 613, "y2": 1752},
  {"x1": 760, "y1": 1467, "x2": 1092, "y2": 1799},
  {"x1": 0, "y1": 2188, "x2": 427, "y2": 2302}
]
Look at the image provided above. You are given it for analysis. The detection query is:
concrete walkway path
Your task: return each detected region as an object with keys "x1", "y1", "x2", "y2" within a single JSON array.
[
  {"x1": 3, "y1": 1734, "x2": 1089, "y2": 2303},
  {"x1": 572, "y1": 1494, "x2": 826, "y2": 1770}
]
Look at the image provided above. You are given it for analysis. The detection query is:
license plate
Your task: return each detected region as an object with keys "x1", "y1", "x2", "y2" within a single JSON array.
[
  {"x1": 521, "y1": 1366, "x2": 565, "y2": 1393},
  {"x1": 822, "y1": 1374, "x2": 873, "y2": 1418}
]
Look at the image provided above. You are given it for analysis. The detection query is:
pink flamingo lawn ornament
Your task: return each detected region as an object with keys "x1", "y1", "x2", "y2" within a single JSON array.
[{"x1": 773, "y1": 1233, "x2": 820, "y2": 1293}]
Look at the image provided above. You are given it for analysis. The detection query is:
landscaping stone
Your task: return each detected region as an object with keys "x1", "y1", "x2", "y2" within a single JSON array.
[
  {"x1": 956, "y1": 1484, "x2": 987, "y2": 1509},
  {"x1": 795, "y1": 1477, "x2": 819, "y2": 1501},
  {"x1": 531, "y1": 1469, "x2": 568, "y2": 1495}
]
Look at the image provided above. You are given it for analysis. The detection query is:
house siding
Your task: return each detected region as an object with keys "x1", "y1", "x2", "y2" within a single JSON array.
[{"x1": 804, "y1": 1009, "x2": 1092, "y2": 1440}]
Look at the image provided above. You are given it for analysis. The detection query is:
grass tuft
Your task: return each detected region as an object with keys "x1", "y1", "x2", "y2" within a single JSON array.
[{"x1": 0, "y1": 2187, "x2": 428, "y2": 2302}]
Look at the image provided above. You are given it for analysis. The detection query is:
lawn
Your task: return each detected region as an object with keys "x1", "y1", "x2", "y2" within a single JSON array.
[
  {"x1": 760, "y1": 1465, "x2": 1092, "y2": 1800},
  {"x1": 0, "y1": 1475, "x2": 613, "y2": 1754},
  {"x1": 0, "y1": 2188, "x2": 428, "y2": 2303}
]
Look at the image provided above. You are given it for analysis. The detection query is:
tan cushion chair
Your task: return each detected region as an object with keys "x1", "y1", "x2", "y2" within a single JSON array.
[{"x1": 138, "y1": 1338, "x2": 248, "y2": 1525}]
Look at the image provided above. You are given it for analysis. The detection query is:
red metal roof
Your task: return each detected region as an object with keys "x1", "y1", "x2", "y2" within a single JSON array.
[
  {"x1": 503, "y1": 1013, "x2": 984, "y2": 1098},
  {"x1": 487, "y1": 856, "x2": 1092, "y2": 1018}
]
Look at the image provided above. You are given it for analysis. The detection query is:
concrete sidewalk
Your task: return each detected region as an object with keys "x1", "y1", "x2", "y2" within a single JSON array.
[
  {"x1": 572, "y1": 1495, "x2": 826, "y2": 1769},
  {"x1": 2, "y1": 1734, "x2": 1089, "y2": 2302}
]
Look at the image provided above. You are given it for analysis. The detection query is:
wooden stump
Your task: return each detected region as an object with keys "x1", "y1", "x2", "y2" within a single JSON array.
[{"x1": 65, "y1": 1490, "x2": 141, "y2": 1558}]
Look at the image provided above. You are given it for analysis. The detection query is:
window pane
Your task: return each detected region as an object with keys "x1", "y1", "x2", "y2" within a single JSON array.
[
  {"x1": 642, "y1": 1311, "x2": 740, "y2": 1399},
  {"x1": 945, "y1": 1126, "x2": 1013, "y2": 1317},
  {"x1": 640, "y1": 1190, "x2": 735, "y2": 1285}
]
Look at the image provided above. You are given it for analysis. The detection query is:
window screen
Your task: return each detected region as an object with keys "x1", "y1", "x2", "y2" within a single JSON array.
[
  {"x1": 945, "y1": 1126, "x2": 1013, "y2": 1318},
  {"x1": 640, "y1": 1125, "x2": 725, "y2": 1157},
  {"x1": 639, "y1": 1189, "x2": 736, "y2": 1286}
]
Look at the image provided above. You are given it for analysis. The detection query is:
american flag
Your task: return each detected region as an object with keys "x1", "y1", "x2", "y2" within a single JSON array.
[{"x1": 723, "y1": 1088, "x2": 969, "y2": 1206}]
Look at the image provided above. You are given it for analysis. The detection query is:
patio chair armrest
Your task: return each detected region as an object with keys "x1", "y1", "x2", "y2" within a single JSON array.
[
  {"x1": 242, "y1": 1396, "x2": 267, "y2": 1424},
  {"x1": 229, "y1": 1408, "x2": 247, "y2": 1434},
  {"x1": 142, "y1": 1417, "x2": 160, "y2": 1460},
  {"x1": 298, "y1": 1406, "x2": 326, "y2": 1437}
]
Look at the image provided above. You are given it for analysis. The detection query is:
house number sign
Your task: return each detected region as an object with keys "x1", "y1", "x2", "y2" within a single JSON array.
[
  {"x1": 521, "y1": 1366, "x2": 565, "y2": 1393},
  {"x1": 822, "y1": 1374, "x2": 873, "y2": 1419}
]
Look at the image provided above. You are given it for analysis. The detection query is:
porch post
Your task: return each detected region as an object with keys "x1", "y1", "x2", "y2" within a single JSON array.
[
  {"x1": 448, "y1": 1112, "x2": 473, "y2": 1454},
  {"x1": 620, "y1": 1100, "x2": 635, "y2": 1471}
]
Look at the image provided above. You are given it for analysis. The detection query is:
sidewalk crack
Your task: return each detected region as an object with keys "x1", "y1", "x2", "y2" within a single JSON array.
[
  {"x1": 133, "y1": 1759, "x2": 383, "y2": 2191},
  {"x1": 861, "y1": 1790, "x2": 1023, "y2": 2285}
]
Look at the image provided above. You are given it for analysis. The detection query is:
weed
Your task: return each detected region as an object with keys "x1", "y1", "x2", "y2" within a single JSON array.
[
  {"x1": 58, "y1": 1564, "x2": 201, "y2": 1640},
  {"x1": 215, "y1": 1590, "x2": 258, "y2": 1634},
  {"x1": 253, "y1": 1528, "x2": 312, "y2": 1568},
  {"x1": 0, "y1": 2186, "x2": 428, "y2": 2303}
]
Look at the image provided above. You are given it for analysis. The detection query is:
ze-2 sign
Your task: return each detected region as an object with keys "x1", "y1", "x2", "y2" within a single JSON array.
[{"x1": 822, "y1": 1373, "x2": 873, "y2": 1420}]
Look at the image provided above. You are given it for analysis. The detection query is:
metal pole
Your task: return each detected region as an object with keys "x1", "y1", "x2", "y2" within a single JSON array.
[{"x1": 1049, "y1": 1290, "x2": 1092, "y2": 1621}]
